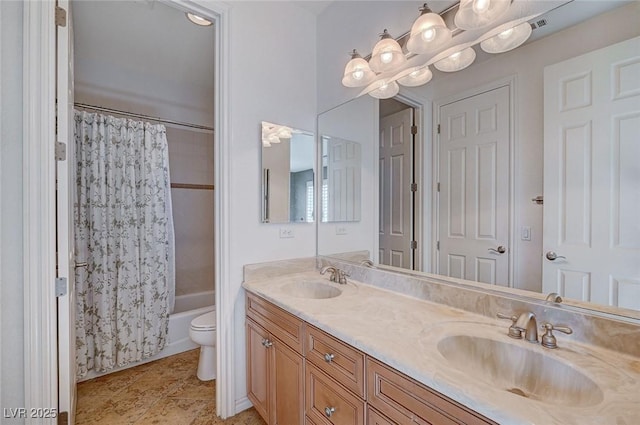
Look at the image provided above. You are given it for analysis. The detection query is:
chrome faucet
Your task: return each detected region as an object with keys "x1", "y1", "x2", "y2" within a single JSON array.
[
  {"x1": 514, "y1": 312, "x2": 539, "y2": 343},
  {"x1": 360, "y1": 259, "x2": 374, "y2": 267},
  {"x1": 320, "y1": 265, "x2": 349, "y2": 285}
]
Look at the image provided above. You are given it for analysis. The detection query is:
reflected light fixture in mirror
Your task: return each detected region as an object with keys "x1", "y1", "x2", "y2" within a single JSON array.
[
  {"x1": 186, "y1": 12, "x2": 212, "y2": 26},
  {"x1": 369, "y1": 30, "x2": 406, "y2": 73},
  {"x1": 262, "y1": 122, "x2": 292, "y2": 147},
  {"x1": 397, "y1": 66, "x2": 433, "y2": 87},
  {"x1": 406, "y1": 4, "x2": 452, "y2": 54},
  {"x1": 342, "y1": 49, "x2": 376, "y2": 87},
  {"x1": 434, "y1": 47, "x2": 476, "y2": 72},
  {"x1": 367, "y1": 79, "x2": 400, "y2": 99},
  {"x1": 454, "y1": 0, "x2": 510, "y2": 30},
  {"x1": 481, "y1": 21, "x2": 533, "y2": 54}
]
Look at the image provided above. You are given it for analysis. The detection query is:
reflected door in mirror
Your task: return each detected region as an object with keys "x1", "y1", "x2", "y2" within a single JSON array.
[{"x1": 322, "y1": 136, "x2": 361, "y2": 222}]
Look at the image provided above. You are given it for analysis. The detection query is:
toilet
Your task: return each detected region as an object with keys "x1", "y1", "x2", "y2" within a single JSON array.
[{"x1": 189, "y1": 310, "x2": 217, "y2": 381}]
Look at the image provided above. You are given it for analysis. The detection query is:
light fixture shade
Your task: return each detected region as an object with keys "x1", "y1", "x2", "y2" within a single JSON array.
[
  {"x1": 369, "y1": 30, "x2": 406, "y2": 73},
  {"x1": 397, "y1": 66, "x2": 433, "y2": 87},
  {"x1": 454, "y1": 0, "x2": 511, "y2": 30},
  {"x1": 186, "y1": 12, "x2": 212, "y2": 26},
  {"x1": 342, "y1": 50, "x2": 376, "y2": 87},
  {"x1": 367, "y1": 80, "x2": 400, "y2": 99},
  {"x1": 434, "y1": 47, "x2": 476, "y2": 72},
  {"x1": 406, "y1": 7, "x2": 451, "y2": 54},
  {"x1": 480, "y1": 22, "x2": 533, "y2": 54}
]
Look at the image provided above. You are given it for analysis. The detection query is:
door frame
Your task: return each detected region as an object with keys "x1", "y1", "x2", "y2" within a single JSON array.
[
  {"x1": 432, "y1": 76, "x2": 517, "y2": 287},
  {"x1": 23, "y1": 0, "x2": 235, "y2": 420}
]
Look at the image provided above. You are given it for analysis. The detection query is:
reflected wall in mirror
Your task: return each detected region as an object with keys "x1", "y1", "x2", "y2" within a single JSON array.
[
  {"x1": 261, "y1": 121, "x2": 315, "y2": 224},
  {"x1": 316, "y1": 1, "x2": 640, "y2": 318},
  {"x1": 321, "y1": 135, "x2": 362, "y2": 222}
]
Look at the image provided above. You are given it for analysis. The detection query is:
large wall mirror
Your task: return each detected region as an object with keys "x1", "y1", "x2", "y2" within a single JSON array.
[
  {"x1": 317, "y1": 1, "x2": 640, "y2": 320},
  {"x1": 261, "y1": 121, "x2": 315, "y2": 224}
]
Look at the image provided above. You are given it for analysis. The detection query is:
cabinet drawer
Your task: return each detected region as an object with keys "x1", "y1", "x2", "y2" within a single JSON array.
[
  {"x1": 306, "y1": 363, "x2": 365, "y2": 425},
  {"x1": 366, "y1": 407, "x2": 395, "y2": 425},
  {"x1": 306, "y1": 325, "x2": 365, "y2": 398},
  {"x1": 246, "y1": 292, "x2": 305, "y2": 354},
  {"x1": 367, "y1": 358, "x2": 497, "y2": 425}
]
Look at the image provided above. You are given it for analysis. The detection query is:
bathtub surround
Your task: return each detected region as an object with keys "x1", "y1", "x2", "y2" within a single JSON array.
[
  {"x1": 243, "y1": 259, "x2": 640, "y2": 424},
  {"x1": 74, "y1": 111, "x2": 176, "y2": 378}
]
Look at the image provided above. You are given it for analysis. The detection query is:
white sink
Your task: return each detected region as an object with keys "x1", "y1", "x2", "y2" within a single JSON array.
[
  {"x1": 437, "y1": 335, "x2": 603, "y2": 406},
  {"x1": 283, "y1": 280, "x2": 342, "y2": 299}
]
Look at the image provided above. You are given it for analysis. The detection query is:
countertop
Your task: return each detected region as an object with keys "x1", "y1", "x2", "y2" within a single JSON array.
[{"x1": 243, "y1": 271, "x2": 640, "y2": 425}]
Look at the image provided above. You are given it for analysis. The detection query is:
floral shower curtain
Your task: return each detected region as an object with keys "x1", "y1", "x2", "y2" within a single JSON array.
[{"x1": 74, "y1": 110, "x2": 175, "y2": 377}]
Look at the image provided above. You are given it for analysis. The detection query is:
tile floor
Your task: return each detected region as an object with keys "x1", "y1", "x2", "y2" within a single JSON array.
[{"x1": 76, "y1": 349, "x2": 266, "y2": 425}]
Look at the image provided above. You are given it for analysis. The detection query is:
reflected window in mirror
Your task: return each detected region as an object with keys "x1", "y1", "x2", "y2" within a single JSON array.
[{"x1": 261, "y1": 121, "x2": 315, "y2": 224}]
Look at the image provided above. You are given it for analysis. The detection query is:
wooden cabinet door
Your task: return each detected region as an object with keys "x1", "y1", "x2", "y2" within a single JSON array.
[
  {"x1": 247, "y1": 320, "x2": 270, "y2": 423},
  {"x1": 367, "y1": 407, "x2": 395, "y2": 425},
  {"x1": 272, "y1": 338, "x2": 305, "y2": 425}
]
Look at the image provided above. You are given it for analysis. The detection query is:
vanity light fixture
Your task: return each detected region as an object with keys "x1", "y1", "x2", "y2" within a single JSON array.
[
  {"x1": 454, "y1": 0, "x2": 511, "y2": 30},
  {"x1": 342, "y1": 50, "x2": 376, "y2": 87},
  {"x1": 186, "y1": 12, "x2": 212, "y2": 26},
  {"x1": 480, "y1": 21, "x2": 533, "y2": 54},
  {"x1": 396, "y1": 66, "x2": 433, "y2": 87},
  {"x1": 406, "y1": 3, "x2": 452, "y2": 54},
  {"x1": 369, "y1": 30, "x2": 406, "y2": 73},
  {"x1": 434, "y1": 47, "x2": 476, "y2": 72}
]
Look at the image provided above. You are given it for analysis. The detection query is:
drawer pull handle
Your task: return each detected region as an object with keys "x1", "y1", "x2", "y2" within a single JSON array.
[
  {"x1": 324, "y1": 406, "x2": 336, "y2": 418},
  {"x1": 324, "y1": 353, "x2": 335, "y2": 363},
  {"x1": 261, "y1": 339, "x2": 273, "y2": 348}
]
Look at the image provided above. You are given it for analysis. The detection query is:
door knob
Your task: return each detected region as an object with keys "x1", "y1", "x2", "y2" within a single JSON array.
[
  {"x1": 324, "y1": 407, "x2": 336, "y2": 418},
  {"x1": 488, "y1": 246, "x2": 506, "y2": 254},
  {"x1": 545, "y1": 251, "x2": 566, "y2": 261},
  {"x1": 324, "y1": 353, "x2": 335, "y2": 363}
]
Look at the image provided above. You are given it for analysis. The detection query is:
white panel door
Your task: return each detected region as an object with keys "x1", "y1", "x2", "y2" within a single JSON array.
[
  {"x1": 543, "y1": 36, "x2": 640, "y2": 310},
  {"x1": 325, "y1": 137, "x2": 362, "y2": 222},
  {"x1": 56, "y1": 0, "x2": 76, "y2": 422},
  {"x1": 438, "y1": 86, "x2": 510, "y2": 285},
  {"x1": 379, "y1": 108, "x2": 414, "y2": 269}
]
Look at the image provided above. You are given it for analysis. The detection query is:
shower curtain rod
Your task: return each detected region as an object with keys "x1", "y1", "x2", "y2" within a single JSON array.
[{"x1": 74, "y1": 102, "x2": 215, "y2": 132}]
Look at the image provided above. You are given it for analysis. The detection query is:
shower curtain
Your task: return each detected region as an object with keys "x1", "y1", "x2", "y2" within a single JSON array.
[{"x1": 74, "y1": 110, "x2": 175, "y2": 377}]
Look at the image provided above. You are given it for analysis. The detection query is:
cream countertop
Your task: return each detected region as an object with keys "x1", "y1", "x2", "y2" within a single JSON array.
[{"x1": 243, "y1": 271, "x2": 640, "y2": 425}]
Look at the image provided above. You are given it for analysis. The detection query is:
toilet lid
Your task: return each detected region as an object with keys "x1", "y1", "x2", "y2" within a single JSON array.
[{"x1": 191, "y1": 311, "x2": 216, "y2": 330}]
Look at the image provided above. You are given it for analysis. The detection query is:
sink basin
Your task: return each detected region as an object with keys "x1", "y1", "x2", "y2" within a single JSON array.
[
  {"x1": 283, "y1": 280, "x2": 342, "y2": 299},
  {"x1": 437, "y1": 335, "x2": 603, "y2": 406}
]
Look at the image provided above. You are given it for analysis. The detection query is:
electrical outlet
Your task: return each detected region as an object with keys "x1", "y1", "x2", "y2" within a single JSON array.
[
  {"x1": 279, "y1": 228, "x2": 294, "y2": 239},
  {"x1": 521, "y1": 226, "x2": 531, "y2": 241},
  {"x1": 336, "y1": 226, "x2": 348, "y2": 235}
]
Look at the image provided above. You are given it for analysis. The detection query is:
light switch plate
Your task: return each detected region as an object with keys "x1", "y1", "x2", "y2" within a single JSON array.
[
  {"x1": 336, "y1": 226, "x2": 348, "y2": 235},
  {"x1": 279, "y1": 228, "x2": 294, "y2": 239},
  {"x1": 521, "y1": 226, "x2": 531, "y2": 241}
]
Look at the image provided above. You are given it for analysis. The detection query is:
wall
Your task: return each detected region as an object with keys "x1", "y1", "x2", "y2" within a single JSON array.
[
  {"x1": 226, "y1": 1, "x2": 317, "y2": 408},
  {"x1": 73, "y1": 0, "x2": 215, "y2": 299},
  {"x1": 0, "y1": 0, "x2": 25, "y2": 419},
  {"x1": 317, "y1": 2, "x2": 640, "y2": 292}
]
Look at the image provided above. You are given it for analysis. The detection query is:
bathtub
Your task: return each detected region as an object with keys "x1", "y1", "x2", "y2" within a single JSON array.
[{"x1": 78, "y1": 290, "x2": 215, "y2": 381}]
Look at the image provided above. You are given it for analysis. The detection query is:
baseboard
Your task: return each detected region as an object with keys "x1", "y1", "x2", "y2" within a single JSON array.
[{"x1": 234, "y1": 396, "x2": 253, "y2": 414}]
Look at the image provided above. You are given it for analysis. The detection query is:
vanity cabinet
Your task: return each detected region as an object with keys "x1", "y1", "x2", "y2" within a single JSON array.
[
  {"x1": 246, "y1": 294, "x2": 496, "y2": 425},
  {"x1": 246, "y1": 293, "x2": 306, "y2": 425}
]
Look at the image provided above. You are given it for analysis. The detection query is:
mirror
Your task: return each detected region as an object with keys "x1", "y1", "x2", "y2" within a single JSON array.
[
  {"x1": 321, "y1": 135, "x2": 362, "y2": 222},
  {"x1": 261, "y1": 121, "x2": 315, "y2": 224},
  {"x1": 316, "y1": 2, "x2": 640, "y2": 319}
]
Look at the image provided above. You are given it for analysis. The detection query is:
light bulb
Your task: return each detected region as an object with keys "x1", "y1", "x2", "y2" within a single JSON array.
[
  {"x1": 451, "y1": 51, "x2": 462, "y2": 60},
  {"x1": 498, "y1": 27, "x2": 514, "y2": 39},
  {"x1": 473, "y1": 0, "x2": 491, "y2": 14},
  {"x1": 380, "y1": 83, "x2": 388, "y2": 90},
  {"x1": 410, "y1": 70, "x2": 421, "y2": 77},
  {"x1": 380, "y1": 51, "x2": 393, "y2": 64},
  {"x1": 352, "y1": 69, "x2": 364, "y2": 80},
  {"x1": 422, "y1": 28, "x2": 436, "y2": 42}
]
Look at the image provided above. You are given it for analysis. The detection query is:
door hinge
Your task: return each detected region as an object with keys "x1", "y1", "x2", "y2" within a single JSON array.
[
  {"x1": 411, "y1": 240, "x2": 418, "y2": 250},
  {"x1": 55, "y1": 6, "x2": 67, "y2": 27},
  {"x1": 532, "y1": 196, "x2": 544, "y2": 205},
  {"x1": 55, "y1": 277, "x2": 68, "y2": 297},
  {"x1": 55, "y1": 142, "x2": 67, "y2": 161},
  {"x1": 437, "y1": 124, "x2": 441, "y2": 134},
  {"x1": 411, "y1": 183, "x2": 418, "y2": 192},
  {"x1": 437, "y1": 182, "x2": 440, "y2": 192},
  {"x1": 411, "y1": 125, "x2": 418, "y2": 135}
]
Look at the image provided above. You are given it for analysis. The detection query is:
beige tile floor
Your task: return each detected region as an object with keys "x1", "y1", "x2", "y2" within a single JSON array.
[{"x1": 76, "y1": 349, "x2": 266, "y2": 425}]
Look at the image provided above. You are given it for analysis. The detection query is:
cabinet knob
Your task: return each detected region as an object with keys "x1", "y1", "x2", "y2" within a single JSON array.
[
  {"x1": 324, "y1": 353, "x2": 335, "y2": 363},
  {"x1": 324, "y1": 406, "x2": 336, "y2": 418},
  {"x1": 261, "y1": 338, "x2": 273, "y2": 348}
]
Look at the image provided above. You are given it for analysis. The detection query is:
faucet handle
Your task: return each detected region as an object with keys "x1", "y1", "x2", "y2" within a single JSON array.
[
  {"x1": 497, "y1": 312, "x2": 523, "y2": 339},
  {"x1": 540, "y1": 323, "x2": 573, "y2": 349}
]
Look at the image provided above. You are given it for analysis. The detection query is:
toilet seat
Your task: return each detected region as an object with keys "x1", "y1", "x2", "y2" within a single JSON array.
[{"x1": 191, "y1": 311, "x2": 216, "y2": 331}]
